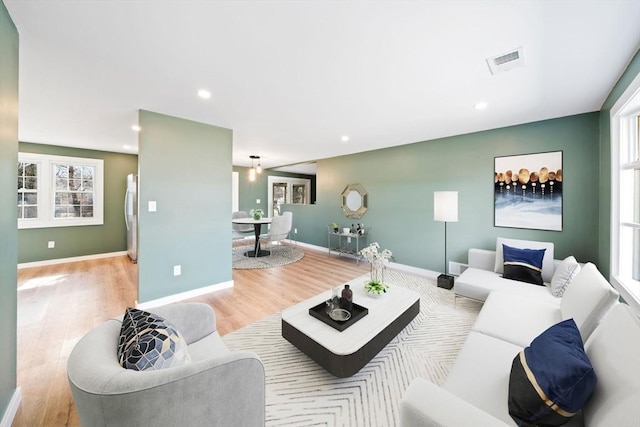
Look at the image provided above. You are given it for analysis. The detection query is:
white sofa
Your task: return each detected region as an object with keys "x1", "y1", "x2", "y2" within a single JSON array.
[
  {"x1": 471, "y1": 261, "x2": 618, "y2": 347},
  {"x1": 399, "y1": 241, "x2": 637, "y2": 427},
  {"x1": 454, "y1": 237, "x2": 561, "y2": 303},
  {"x1": 400, "y1": 302, "x2": 640, "y2": 427}
]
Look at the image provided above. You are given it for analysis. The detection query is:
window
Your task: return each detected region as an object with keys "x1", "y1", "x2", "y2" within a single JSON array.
[
  {"x1": 267, "y1": 176, "x2": 311, "y2": 217},
  {"x1": 54, "y1": 163, "x2": 95, "y2": 218},
  {"x1": 17, "y1": 160, "x2": 39, "y2": 220},
  {"x1": 18, "y1": 153, "x2": 104, "y2": 229},
  {"x1": 272, "y1": 183, "x2": 288, "y2": 215},
  {"x1": 611, "y1": 72, "x2": 640, "y2": 311}
]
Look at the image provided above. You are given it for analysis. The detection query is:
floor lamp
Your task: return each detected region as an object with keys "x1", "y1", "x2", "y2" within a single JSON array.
[{"x1": 434, "y1": 191, "x2": 458, "y2": 289}]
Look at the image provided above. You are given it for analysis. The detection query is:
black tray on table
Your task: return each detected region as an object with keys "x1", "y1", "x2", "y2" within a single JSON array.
[{"x1": 309, "y1": 300, "x2": 369, "y2": 332}]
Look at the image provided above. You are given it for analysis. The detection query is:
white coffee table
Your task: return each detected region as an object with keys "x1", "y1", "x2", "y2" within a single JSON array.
[{"x1": 281, "y1": 277, "x2": 420, "y2": 377}]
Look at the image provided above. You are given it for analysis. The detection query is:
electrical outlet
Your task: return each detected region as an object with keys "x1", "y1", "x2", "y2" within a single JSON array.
[
  {"x1": 173, "y1": 265, "x2": 181, "y2": 276},
  {"x1": 148, "y1": 201, "x2": 157, "y2": 212},
  {"x1": 47, "y1": 241, "x2": 55, "y2": 249},
  {"x1": 294, "y1": 228, "x2": 298, "y2": 234},
  {"x1": 256, "y1": 199, "x2": 261, "y2": 204}
]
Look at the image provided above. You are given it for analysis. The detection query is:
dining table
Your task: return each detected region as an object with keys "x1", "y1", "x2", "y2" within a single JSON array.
[{"x1": 232, "y1": 217, "x2": 273, "y2": 257}]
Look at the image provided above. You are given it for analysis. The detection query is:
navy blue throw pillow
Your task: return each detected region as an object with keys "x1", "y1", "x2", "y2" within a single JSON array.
[
  {"x1": 502, "y1": 244, "x2": 546, "y2": 285},
  {"x1": 508, "y1": 319, "x2": 597, "y2": 426}
]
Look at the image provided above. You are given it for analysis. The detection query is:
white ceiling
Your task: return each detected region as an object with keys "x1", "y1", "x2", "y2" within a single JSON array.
[{"x1": 5, "y1": 1, "x2": 640, "y2": 170}]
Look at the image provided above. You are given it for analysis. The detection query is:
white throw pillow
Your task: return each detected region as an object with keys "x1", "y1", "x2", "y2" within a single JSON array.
[
  {"x1": 551, "y1": 256, "x2": 581, "y2": 297},
  {"x1": 494, "y1": 238, "x2": 555, "y2": 283}
]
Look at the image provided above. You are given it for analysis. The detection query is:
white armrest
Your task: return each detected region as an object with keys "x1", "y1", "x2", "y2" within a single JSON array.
[
  {"x1": 400, "y1": 378, "x2": 511, "y2": 427},
  {"x1": 467, "y1": 248, "x2": 496, "y2": 271}
]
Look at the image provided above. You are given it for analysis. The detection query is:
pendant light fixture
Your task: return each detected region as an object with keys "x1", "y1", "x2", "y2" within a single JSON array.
[{"x1": 249, "y1": 155, "x2": 262, "y2": 182}]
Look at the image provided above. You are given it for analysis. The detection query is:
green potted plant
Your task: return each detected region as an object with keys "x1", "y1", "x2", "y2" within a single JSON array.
[
  {"x1": 249, "y1": 208, "x2": 264, "y2": 220},
  {"x1": 364, "y1": 281, "x2": 389, "y2": 296},
  {"x1": 331, "y1": 222, "x2": 339, "y2": 233}
]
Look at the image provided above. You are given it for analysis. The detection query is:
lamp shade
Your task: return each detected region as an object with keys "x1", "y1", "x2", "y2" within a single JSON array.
[{"x1": 434, "y1": 191, "x2": 458, "y2": 222}]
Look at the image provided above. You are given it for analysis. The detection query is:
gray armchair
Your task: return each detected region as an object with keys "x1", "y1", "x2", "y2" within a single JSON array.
[{"x1": 67, "y1": 303, "x2": 265, "y2": 427}]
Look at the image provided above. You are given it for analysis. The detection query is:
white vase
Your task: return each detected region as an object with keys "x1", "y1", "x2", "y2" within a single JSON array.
[{"x1": 366, "y1": 289, "x2": 385, "y2": 297}]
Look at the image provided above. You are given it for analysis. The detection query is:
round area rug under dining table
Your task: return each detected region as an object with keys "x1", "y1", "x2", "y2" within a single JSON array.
[{"x1": 232, "y1": 245, "x2": 304, "y2": 269}]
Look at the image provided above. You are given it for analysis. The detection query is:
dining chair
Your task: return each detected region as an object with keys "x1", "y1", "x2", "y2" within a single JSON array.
[
  {"x1": 257, "y1": 214, "x2": 292, "y2": 257},
  {"x1": 281, "y1": 211, "x2": 294, "y2": 245},
  {"x1": 232, "y1": 211, "x2": 254, "y2": 255}
]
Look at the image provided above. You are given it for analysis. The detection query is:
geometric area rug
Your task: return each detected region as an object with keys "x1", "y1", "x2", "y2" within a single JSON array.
[{"x1": 222, "y1": 270, "x2": 483, "y2": 427}]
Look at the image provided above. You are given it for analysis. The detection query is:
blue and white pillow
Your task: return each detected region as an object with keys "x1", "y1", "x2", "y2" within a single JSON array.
[
  {"x1": 117, "y1": 307, "x2": 191, "y2": 371},
  {"x1": 502, "y1": 244, "x2": 546, "y2": 285},
  {"x1": 508, "y1": 319, "x2": 597, "y2": 426}
]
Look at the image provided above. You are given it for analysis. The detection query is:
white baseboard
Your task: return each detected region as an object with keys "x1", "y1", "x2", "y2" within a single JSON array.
[
  {"x1": 290, "y1": 240, "x2": 362, "y2": 261},
  {"x1": 388, "y1": 262, "x2": 440, "y2": 279},
  {"x1": 0, "y1": 387, "x2": 21, "y2": 427},
  {"x1": 288, "y1": 240, "x2": 440, "y2": 279},
  {"x1": 137, "y1": 280, "x2": 234, "y2": 310},
  {"x1": 285, "y1": 239, "x2": 323, "y2": 251},
  {"x1": 18, "y1": 251, "x2": 128, "y2": 269}
]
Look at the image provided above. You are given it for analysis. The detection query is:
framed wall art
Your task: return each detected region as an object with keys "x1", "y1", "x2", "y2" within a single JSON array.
[{"x1": 494, "y1": 151, "x2": 563, "y2": 231}]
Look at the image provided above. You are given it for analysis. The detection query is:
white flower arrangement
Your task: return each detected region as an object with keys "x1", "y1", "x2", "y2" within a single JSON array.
[{"x1": 359, "y1": 242, "x2": 393, "y2": 294}]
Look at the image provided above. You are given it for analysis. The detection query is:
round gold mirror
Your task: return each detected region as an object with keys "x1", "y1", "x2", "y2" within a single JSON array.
[{"x1": 341, "y1": 183, "x2": 368, "y2": 218}]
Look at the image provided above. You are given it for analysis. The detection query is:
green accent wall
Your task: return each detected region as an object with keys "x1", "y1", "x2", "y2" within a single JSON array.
[
  {"x1": 0, "y1": 0, "x2": 18, "y2": 419},
  {"x1": 138, "y1": 110, "x2": 232, "y2": 303},
  {"x1": 598, "y1": 48, "x2": 640, "y2": 278},
  {"x1": 281, "y1": 113, "x2": 601, "y2": 273},
  {"x1": 17, "y1": 143, "x2": 138, "y2": 263}
]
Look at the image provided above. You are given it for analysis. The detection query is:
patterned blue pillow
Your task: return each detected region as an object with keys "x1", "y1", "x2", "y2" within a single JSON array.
[
  {"x1": 508, "y1": 319, "x2": 597, "y2": 426},
  {"x1": 502, "y1": 244, "x2": 546, "y2": 285},
  {"x1": 117, "y1": 307, "x2": 191, "y2": 371}
]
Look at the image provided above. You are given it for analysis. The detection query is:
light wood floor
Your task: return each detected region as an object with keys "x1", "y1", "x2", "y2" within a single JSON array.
[{"x1": 13, "y1": 246, "x2": 369, "y2": 427}]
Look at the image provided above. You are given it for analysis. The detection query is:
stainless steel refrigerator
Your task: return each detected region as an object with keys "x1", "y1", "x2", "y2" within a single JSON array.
[{"x1": 125, "y1": 174, "x2": 138, "y2": 263}]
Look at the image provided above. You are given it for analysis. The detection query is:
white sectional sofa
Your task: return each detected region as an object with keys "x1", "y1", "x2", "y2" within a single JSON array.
[
  {"x1": 400, "y1": 303, "x2": 640, "y2": 427},
  {"x1": 472, "y1": 261, "x2": 618, "y2": 347},
  {"x1": 400, "y1": 240, "x2": 639, "y2": 427},
  {"x1": 454, "y1": 237, "x2": 560, "y2": 303}
]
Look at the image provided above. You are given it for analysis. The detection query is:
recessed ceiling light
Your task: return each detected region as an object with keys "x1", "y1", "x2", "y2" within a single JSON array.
[
  {"x1": 474, "y1": 102, "x2": 488, "y2": 110},
  {"x1": 198, "y1": 89, "x2": 211, "y2": 99},
  {"x1": 341, "y1": 135, "x2": 350, "y2": 142},
  {"x1": 131, "y1": 125, "x2": 141, "y2": 132}
]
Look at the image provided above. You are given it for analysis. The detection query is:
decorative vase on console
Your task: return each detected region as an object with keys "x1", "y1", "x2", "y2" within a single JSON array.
[{"x1": 359, "y1": 242, "x2": 393, "y2": 296}]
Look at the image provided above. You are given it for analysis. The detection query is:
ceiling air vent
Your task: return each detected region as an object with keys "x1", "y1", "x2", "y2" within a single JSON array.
[{"x1": 487, "y1": 47, "x2": 525, "y2": 75}]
